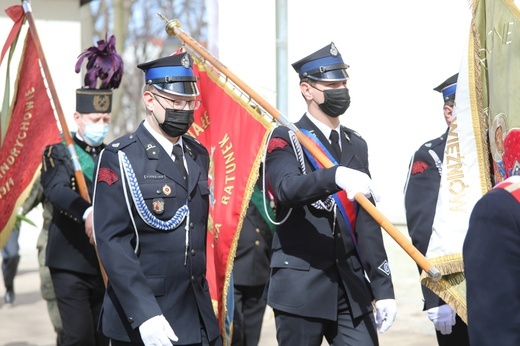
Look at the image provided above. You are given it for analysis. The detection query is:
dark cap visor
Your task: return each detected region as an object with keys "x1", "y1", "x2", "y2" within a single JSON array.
[
  {"x1": 152, "y1": 81, "x2": 199, "y2": 97},
  {"x1": 305, "y1": 69, "x2": 349, "y2": 82}
]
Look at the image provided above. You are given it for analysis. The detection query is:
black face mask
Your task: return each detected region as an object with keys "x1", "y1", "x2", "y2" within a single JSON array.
[
  {"x1": 154, "y1": 108, "x2": 194, "y2": 138},
  {"x1": 315, "y1": 87, "x2": 351, "y2": 118}
]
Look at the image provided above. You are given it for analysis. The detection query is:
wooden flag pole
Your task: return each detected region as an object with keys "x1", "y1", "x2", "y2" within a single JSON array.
[
  {"x1": 22, "y1": 1, "x2": 89, "y2": 202},
  {"x1": 22, "y1": 0, "x2": 108, "y2": 285},
  {"x1": 160, "y1": 15, "x2": 441, "y2": 281}
]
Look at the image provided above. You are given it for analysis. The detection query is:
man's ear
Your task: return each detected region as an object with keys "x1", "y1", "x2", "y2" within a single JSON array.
[
  {"x1": 143, "y1": 90, "x2": 154, "y2": 110},
  {"x1": 444, "y1": 104, "x2": 454, "y2": 116},
  {"x1": 443, "y1": 104, "x2": 454, "y2": 125},
  {"x1": 300, "y1": 82, "x2": 313, "y2": 101}
]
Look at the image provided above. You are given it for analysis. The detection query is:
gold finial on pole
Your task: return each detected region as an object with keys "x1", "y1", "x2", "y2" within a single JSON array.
[{"x1": 157, "y1": 13, "x2": 181, "y2": 37}]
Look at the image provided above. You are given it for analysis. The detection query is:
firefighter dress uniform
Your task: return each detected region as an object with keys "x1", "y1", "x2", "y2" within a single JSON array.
[{"x1": 92, "y1": 53, "x2": 221, "y2": 345}]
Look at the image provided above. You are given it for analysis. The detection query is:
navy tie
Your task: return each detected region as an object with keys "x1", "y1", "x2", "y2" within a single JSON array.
[
  {"x1": 329, "y1": 130, "x2": 341, "y2": 159},
  {"x1": 172, "y1": 145, "x2": 187, "y2": 181}
]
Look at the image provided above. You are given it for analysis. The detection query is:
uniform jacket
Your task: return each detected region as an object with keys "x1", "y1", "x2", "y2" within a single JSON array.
[
  {"x1": 41, "y1": 135, "x2": 102, "y2": 275},
  {"x1": 233, "y1": 183, "x2": 273, "y2": 287},
  {"x1": 265, "y1": 114, "x2": 394, "y2": 320},
  {"x1": 92, "y1": 122, "x2": 220, "y2": 344},
  {"x1": 463, "y1": 180, "x2": 520, "y2": 346},
  {"x1": 403, "y1": 130, "x2": 447, "y2": 309}
]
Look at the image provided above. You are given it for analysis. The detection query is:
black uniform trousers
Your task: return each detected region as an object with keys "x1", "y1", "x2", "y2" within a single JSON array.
[
  {"x1": 273, "y1": 281, "x2": 378, "y2": 346},
  {"x1": 232, "y1": 284, "x2": 267, "y2": 346},
  {"x1": 50, "y1": 268, "x2": 108, "y2": 346}
]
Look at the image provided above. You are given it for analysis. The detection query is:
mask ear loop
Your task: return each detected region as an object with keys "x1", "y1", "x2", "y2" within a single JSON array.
[{"x1": 261, "y1": 129, "x2": 292, "y2": 226}]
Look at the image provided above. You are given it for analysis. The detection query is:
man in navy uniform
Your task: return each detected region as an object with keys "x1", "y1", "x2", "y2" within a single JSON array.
[
  {"x1": 92, "y1": 52, "x2": 221, "y2": 346},
  {"x1": 404, "y1": 74, "x2": 470, "y2": 345},
  {"x1": 463, "y1": 131, "x2": 520, "y2": 346},
  {"x1": 41, "y1": 35, "x2": 123, "y2": 346},
  {"x1": 264, "y1": 42, "x2": 396, "y2": 346}
]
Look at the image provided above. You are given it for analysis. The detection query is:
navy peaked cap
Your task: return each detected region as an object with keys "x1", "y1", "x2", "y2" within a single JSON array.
[
  {"x1": 434, "y1": 73, "x2": 458, "y2": 103},
  {"x1": 137, "y1": 52, "x2": 199, "y2": 97},
  {"x1": 292, "y1": 42, "x2": 349, "y2": 81}
]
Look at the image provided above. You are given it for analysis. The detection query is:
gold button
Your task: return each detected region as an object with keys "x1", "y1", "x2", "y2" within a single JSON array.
[{"x1": 255, "y1": 240, "x2": 260, "y2": 246}]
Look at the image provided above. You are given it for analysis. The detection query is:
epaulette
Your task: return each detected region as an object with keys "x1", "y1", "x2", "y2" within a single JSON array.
[
  {"x1": 104, "y1": 133, "x2": 137, "y2": 153},
  {"x1": 342, "y1": 126, "x2": 363, "y2": 143},
  {"x1": 183, "y1": 134, "x2": 209, "y2": 157},
  {"x1": 421, "y1": 135, "x2": 445, "y2": 150}
]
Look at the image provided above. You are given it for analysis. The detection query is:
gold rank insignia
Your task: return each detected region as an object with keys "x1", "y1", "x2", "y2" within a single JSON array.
[
  {"x1": 162, "y1": 184, "x2": 172, "y2": 195},
  {"x1": 152, "y1": 198, "x2": 165, "y2": 214}
]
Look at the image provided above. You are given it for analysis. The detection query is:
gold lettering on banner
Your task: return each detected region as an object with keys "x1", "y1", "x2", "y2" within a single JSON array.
[
  {"x1": 218, "y1": 133, "x2": 236, "y2": 205},
  {"x1": 444, "y1": 118, "x2": 468, "y2": 212},
  {"x1": 187, "y1": 110, "x2": 210, "y2": 138},
  {"x1": 214, "y1": 223, "x2": 221, "y2": 242},
  {"x1": 502, "y1": 21, "x2": 514, "y2": 45},
  {"x1": 0, "y1": 87, "x2": 35, "y2": 180},
  {"x1": 0, "y1": 177, "x2": 15, "y2": 200},
  {"x1": 200, "y1": 111, "x2": 210, "y2": 129},
  {"x1": 493, "y1": 21, "x2": 514, "y2": 45},
  {"x1": 482, "y1": 20, "x2": 515, "y2": 70}
]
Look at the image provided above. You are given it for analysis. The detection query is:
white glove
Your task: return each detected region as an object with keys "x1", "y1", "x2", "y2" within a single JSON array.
[
  {"x1": 139, "y1": 315, "x2": 178, "y2": 346},
  {"x1": 375, "y1": 299, "x2": 397, "y2": 333},
  {"x1": 427, "y1": 304, "x2": 456, "y2": 335},
  {"x1": 335, "y1": 166, "x2": 380, "y2": 202}
]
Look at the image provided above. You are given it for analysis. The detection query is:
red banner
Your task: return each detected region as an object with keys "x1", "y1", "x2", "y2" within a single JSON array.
[
  {"x1": 0, "y1": 23, "x2": 61, "y2": 247},
  {"x1": 190, "y1": 60, "x2": 273, "y2": 337}
]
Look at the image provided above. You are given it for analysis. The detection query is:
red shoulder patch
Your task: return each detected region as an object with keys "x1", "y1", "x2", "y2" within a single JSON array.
[
  {"x1": 97, "y1": 168, "x2": 119, "y2": 185},
  {"x1": 267, "y1": 138, "x2": 289, "y2": 153},
  {"x1": 411, "y1": 161, "x2": 428, "y2": 175}
]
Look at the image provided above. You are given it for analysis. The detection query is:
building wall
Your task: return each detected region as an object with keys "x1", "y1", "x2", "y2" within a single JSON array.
[{"x1": 0, "y1": 0, "x2": 81, "y2": 131}]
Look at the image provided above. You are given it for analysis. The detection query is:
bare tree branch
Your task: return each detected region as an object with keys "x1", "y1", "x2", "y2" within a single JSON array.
[{"x1": 84, "y1": 0, "x2": 207, "y2": 138}]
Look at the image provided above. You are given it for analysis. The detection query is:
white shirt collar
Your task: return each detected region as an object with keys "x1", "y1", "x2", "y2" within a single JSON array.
[
  {"x1": 305, "y1": 112, "x2": 342, "y2": 146},
  {"x1": 143, "y1": 119, "x2": 183, "y2": 157}
]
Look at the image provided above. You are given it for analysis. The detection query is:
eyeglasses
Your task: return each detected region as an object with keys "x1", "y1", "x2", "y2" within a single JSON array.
[{"x1": 152, "y1": 93, "x2": 202, "y2": 110}]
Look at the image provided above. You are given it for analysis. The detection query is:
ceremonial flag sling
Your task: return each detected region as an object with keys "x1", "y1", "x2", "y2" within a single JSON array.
[
  {"x1": 159, "y1": 15, "x2": 442, "y2": 337},
  {"x1": 424, "y1": 0, "x2": 520, "y2": 323},
  {"x1": 0, "y1": 5, "x2": 61, "y2": 247}
]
